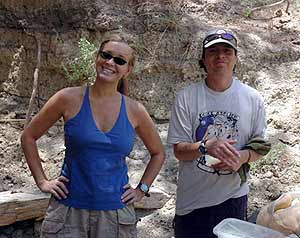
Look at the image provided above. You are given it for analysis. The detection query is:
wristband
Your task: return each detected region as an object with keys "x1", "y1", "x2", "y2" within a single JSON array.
[
  {"x1": 198, "y1": 140, "x2": 207, "y2": 155},
  {"x1": 246, "y1": 150, "x2": 251, "y2": 163}
]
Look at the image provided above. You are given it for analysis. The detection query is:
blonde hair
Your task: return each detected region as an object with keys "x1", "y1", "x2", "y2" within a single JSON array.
[
  {"x1": 97, "y1": 31, "x2": 136, "y2": 95},
  {"x1": 98, "y1": 30, "x2": 136, "y2": 67}
]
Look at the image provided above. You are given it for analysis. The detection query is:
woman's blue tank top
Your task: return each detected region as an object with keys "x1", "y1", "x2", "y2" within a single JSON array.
[{"x1": 59, "y1": 87, "x2": 135, "y2": 210}]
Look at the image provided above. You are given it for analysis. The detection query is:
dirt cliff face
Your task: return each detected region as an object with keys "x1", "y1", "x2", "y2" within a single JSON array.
[
  {"x1": 1, "y1": 1, "x2": 300, "y2": 237},
  {"x1": 2, "y1": 0, "x2": 299, "y2": 120}
]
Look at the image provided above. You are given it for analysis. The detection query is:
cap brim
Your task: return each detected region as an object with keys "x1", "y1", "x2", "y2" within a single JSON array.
[{"x1": 204, "y1": 38, "x2": 237, "y2": 50}]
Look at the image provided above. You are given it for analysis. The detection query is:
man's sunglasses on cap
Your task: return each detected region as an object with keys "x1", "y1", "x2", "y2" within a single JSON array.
[
  {"x1": 204, "y1": 32, "x2": 237, "y2": 48},
  {"x1": 99, "y1": 51, "x2": 128, "y2": 66}
]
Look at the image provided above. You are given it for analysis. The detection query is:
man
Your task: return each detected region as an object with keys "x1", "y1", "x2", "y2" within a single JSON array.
[{"x1": 167, "y1": 28, "x2": 269, "y2": 237}]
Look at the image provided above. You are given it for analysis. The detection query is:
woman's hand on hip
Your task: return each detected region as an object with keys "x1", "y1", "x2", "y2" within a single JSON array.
[
  {"x1": 121, "y1": 184, "x2": 144, "y2": 204},
  {"x1": 38, "y1": 176, "x2": 69, "y2": 200}
]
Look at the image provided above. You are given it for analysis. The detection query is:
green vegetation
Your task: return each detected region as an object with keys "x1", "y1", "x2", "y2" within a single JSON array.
[
  {"x1": 62, "y1": 38, "x2": 97, "y2": 84},
  {"x1": 251, "y1": 142, "x2": 287, "y2": 173},
  {"x1": 243, "y1": 8, "x2": 252, "y2": 18},
  {"x1": 293, "y1": 0, "x2": 300, "y2": 7}
]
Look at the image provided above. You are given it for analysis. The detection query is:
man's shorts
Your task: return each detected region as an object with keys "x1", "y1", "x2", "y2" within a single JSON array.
[{"x1": 40, "y1": 197, "x2": 138, "y2": 238}]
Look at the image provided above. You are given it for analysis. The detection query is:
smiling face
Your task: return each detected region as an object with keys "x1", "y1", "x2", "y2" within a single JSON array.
[
  {"x1": 95, "y1": 41, "x2": 133, "y2": 85},
  {"x1": 203, "y1": 43, "x2": 237, "y2": 74}
]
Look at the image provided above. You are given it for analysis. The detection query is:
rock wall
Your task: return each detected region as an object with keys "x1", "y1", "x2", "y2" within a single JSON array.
[
  {"x1": 1, "y1": 0, "x2": 300, "y2": 120},
  {"x1": 1, "y1": 1, "x2": 300, "y2": 237}
]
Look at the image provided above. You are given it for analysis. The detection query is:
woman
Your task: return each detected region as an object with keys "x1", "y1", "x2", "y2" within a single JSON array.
[{"x1": 21, "y1": 31, "x2": 165, "y2": 238}]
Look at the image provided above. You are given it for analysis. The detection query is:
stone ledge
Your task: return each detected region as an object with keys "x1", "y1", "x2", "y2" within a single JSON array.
[
  {"x1": 0, "y1": 191, "x2": 50, "y2": 227},
  {"x1": 0, "y1": 188, "x2": 170, "y2": 226}
]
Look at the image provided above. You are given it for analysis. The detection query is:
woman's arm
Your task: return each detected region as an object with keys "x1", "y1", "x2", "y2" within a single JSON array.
[
  {"x1": 21, "y1": 89, "x2": 71, "y2": 199},
  {"x1": 121, "y1": 102, "x2": 165, "y2": 204}
]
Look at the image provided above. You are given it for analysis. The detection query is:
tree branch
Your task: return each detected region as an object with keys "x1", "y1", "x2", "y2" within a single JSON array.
[
  {"x1": 248, "y1": 0, "x2": 290, "y2": 19},
  {"x1": 24, "y1": 33, "x2": 42, "y2": 128}
]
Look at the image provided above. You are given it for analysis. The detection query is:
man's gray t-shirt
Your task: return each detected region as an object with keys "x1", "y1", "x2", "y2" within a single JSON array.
[{"x1": 167, "y1": 79, "x2": 266, "y2": 215}]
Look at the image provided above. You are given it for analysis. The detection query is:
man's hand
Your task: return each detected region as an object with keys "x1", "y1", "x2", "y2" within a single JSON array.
[
  {"x1": 38, "y1": 176, "x2": 69, "y2": 199},
  {"x1": 211, "y1": 157, "x2": 244, "y2": 172},
  {"x1": 206, "y1": 138, "x2": 240, "y2": 169}
]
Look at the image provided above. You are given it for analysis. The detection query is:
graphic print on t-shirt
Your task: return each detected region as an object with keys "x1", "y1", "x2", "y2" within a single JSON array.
[{"x1": 195, "y1": 111, "x2": 239, "y2": 175}]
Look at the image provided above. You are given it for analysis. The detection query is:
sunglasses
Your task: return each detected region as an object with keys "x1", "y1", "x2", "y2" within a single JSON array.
[
  {"x1": 204, "y1": 33, "x2": 237, "y2": 47},
  {"x1": 99, "y1": 51, "x2": 128, "y2": 66}
]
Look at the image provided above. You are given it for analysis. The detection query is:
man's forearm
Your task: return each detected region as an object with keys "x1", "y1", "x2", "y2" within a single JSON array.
[{"x1": 174, "y1": 141, "x2": 201, "y2": 161}]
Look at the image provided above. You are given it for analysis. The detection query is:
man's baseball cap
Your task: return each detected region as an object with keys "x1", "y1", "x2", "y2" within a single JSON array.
[{"x1": 203, "y1": 29, "x2": 237, "y2": 50}]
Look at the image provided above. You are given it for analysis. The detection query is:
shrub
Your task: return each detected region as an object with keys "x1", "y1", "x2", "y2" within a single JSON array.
[{"x1": 62, "y1": 38, "x2": 97, "y2": 84}]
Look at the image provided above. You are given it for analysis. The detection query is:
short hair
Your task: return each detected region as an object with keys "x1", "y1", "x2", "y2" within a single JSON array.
[
  {"x1": 199, "y1": 46, "x2": 237, "y2": 73},
  {"x1": 199, "y1": 29, "x2": 238, "y2": 73}
]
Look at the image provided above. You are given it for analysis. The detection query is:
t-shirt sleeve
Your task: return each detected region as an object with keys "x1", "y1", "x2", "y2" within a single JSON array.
[
  {"x1": 251, "y1": 95, "x2": 267, "y2": 139},
  {"x1": 167, "y1": 91, "x2": 194, "y2": 144}
]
